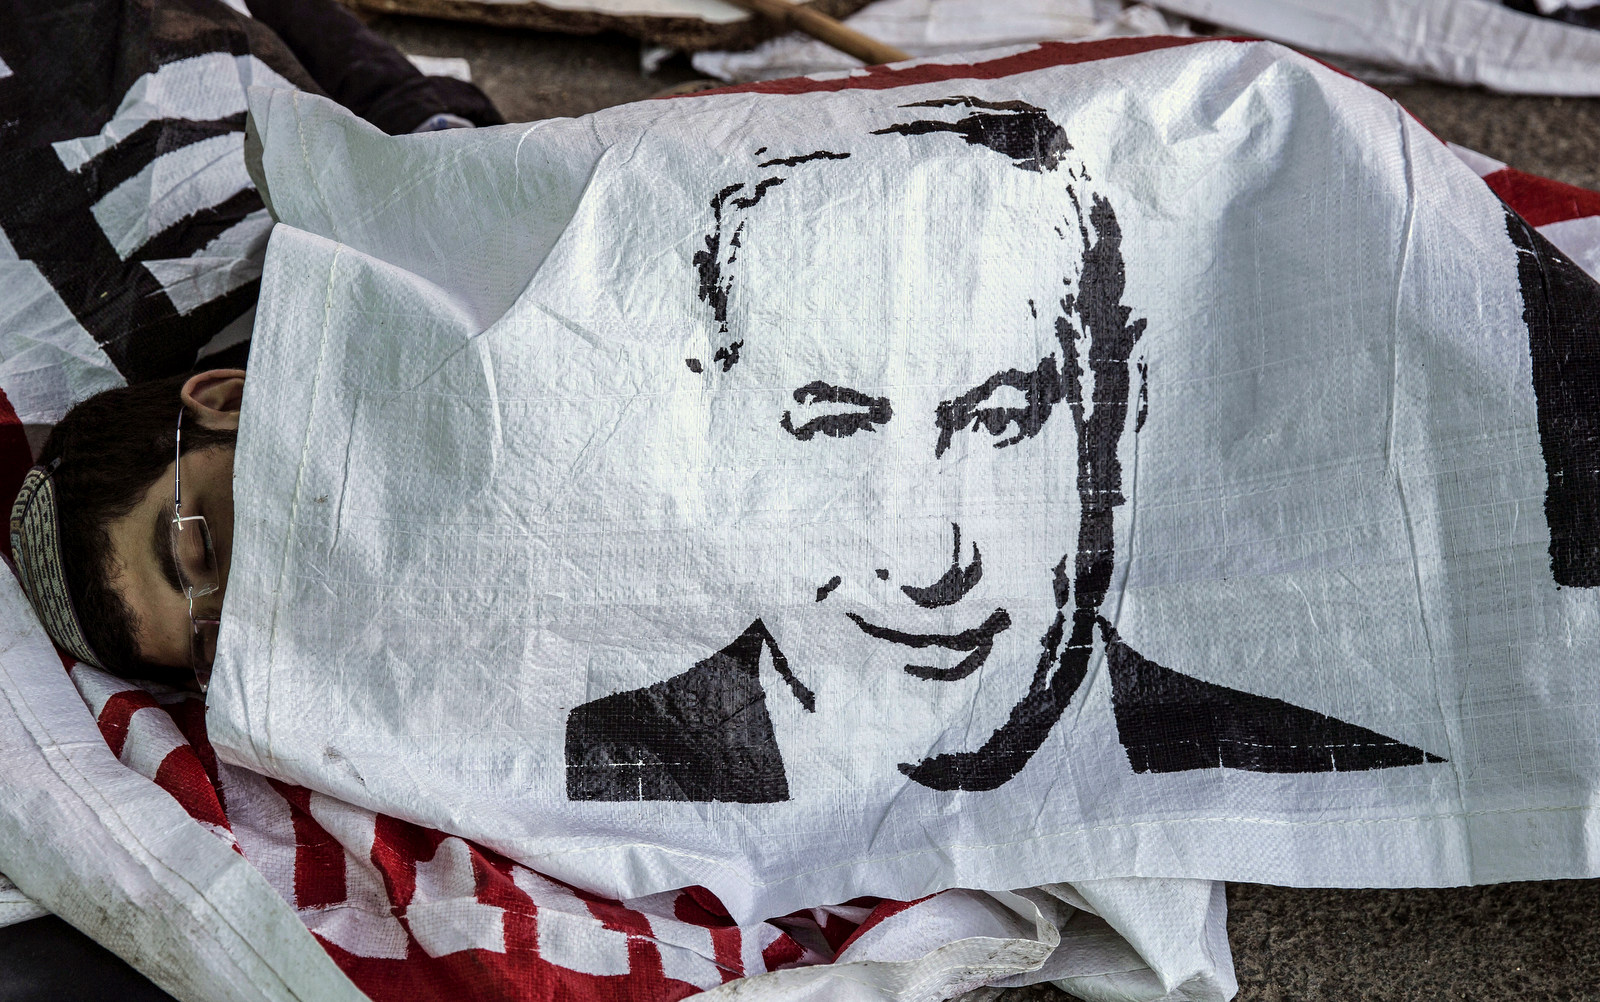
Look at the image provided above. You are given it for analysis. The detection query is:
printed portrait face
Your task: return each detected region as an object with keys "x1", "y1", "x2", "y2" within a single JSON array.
[
  {"x1": 562, "y1": 96, "x2": 1444, "y2": 806},
  {"x1": 563, "y1": 99, "x2": 1145, "y2": 802},
  {"x1": 694, "y1": 149, "x2": 1093, "y2": 790}
]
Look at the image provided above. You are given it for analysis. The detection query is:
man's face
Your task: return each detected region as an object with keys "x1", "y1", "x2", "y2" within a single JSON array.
[
  {"x1": 104, "y1": 372, "x2": 242, "y2": 670},
  {"x1": 691, "y1": 157, "x2": 1090, "y2": 780}
]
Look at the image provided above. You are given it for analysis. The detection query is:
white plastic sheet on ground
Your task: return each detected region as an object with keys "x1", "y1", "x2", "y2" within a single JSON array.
[
  {"x1": 1155, "y1": 0, "x2": 1600, "y2": 94},
  {"x1": 688, "y1": 0, "x2": 1600, "y2": 95},
  {"x1": 690, "y1": 0, "x2": 1184, "y2": 83},
  {"x1": 220, "y1": 33, "x2": 1600, "y2": 957}
]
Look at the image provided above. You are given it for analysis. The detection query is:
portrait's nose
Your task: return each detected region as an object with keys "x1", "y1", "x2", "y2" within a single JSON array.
[{"x1": 899, "y1": 522, "x2": 982, "y2": 608}]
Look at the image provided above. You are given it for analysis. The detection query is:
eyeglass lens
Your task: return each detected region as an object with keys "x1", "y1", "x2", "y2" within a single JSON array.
[
  {"x1": 174, "y1": 409, "x2": 222, "y2": 690},
  {"x1": 172, "y1": 515, "x2": 220, "y2": 601},
  {"x1": 191, "y1": 622, "x2": 219, "y2": 692},
  {"x1": 172, "y1": 509, "x2": 221, "y2": 687}
]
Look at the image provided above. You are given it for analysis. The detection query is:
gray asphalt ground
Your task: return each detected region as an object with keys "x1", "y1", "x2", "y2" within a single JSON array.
[{"x1": 370, "y1": 17, "x2": 1600, "y2": 1000}]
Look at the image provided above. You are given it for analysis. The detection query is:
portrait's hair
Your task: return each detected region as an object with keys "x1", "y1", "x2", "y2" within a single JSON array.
[
  {"x1": 689, "y1": 96, "x2": 1087, "y2": 374},
  {"x1": 34, "y1": 374, "x2": 238, "y2": 680}
]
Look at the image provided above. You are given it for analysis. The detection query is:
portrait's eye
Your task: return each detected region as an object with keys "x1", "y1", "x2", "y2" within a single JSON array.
[
  {"x1": 781, "y1": 380, "x2": 893, "y2": 441},
  {"x1": 934, "y1": 355, "x2": 1066, "y2": 459},
  {"x1": 967, "y1": 385, "x2": 1032, "y2": 438}
]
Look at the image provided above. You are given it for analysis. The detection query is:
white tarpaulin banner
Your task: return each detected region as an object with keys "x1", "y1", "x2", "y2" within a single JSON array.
[{"x1": 216, "y1": 37, "x2": 1600, "y2": 927}]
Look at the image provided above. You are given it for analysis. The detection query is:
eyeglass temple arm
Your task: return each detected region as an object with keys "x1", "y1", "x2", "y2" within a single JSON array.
[{"x1": 174, "y1": 407, "x2": 183, "y2": 508}]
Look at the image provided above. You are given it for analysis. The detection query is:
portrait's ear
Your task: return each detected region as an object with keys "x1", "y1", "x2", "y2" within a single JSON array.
[{"x1": 181, "y1": 368, "x2": 246, "y2": 432}]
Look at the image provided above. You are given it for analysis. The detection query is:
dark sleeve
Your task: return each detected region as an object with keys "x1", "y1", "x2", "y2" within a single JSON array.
[{"x1": 240, "y1": 0, "x2": 505, "y2": 133}]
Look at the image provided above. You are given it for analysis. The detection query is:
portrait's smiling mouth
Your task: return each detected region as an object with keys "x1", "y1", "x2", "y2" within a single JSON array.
[{"x1": 845, "y1": 608, "x2": 1012, "y2": 681}]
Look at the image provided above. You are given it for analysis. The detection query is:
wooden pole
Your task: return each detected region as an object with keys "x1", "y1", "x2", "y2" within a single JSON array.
[{"x1": 719, "y1": 0, "x2": 911, "y2": 67}]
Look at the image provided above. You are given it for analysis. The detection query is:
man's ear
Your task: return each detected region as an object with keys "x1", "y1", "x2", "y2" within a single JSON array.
[{"x1": 181, "y1": 369, "x2": 246, "y2": 431}]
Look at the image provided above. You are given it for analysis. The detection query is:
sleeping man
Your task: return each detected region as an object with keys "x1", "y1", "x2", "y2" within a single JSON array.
[
  {"x1": 11, "y1": 368, "x2": 244, "y2": 688},
  {"x1": 10, "y1": 44, "x2": 1598, "y2": 922}
]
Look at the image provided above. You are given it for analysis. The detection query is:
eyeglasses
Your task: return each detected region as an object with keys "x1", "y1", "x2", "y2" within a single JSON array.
[{"x1": 173, "y1": 407, "x2": 221, "y2": 692}]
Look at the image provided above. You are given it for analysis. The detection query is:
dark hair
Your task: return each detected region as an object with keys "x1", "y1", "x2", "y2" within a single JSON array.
[{"x1": 34, "y1": 374, "x2": 237, "y2": 680}]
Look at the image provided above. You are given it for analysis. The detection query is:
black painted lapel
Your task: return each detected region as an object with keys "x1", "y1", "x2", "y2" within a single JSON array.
[
  {"x1": 1099, "y1": 619, "x2": 1444, "y2": 774},
  {"x1": 1507, "y1": 206, "x2": 1600, "y2": 587},
  {"x1": 565, "y1": 620, "x2": 795, "y2": 803}
]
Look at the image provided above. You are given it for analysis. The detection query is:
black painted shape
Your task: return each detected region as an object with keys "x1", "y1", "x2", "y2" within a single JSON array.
[
  {"x1": 565, "y1": 619, "x2": 808, "y2": 802},
  {"x1": 934, "y1": 355, "x2": 1065, "y2": 458},
  {"x1": 732, "y1": 177, "x2": 785, "y2": 210},
  {"x1": 789, "y1": 381, "x2": 890, "y2": 410},
  {"x1": 901, "y1": 523, "x2": 983, "y2": 608},
  {"x1": 781, "y1": 380, "x2": 893, "y2": 440},
  {"x1": 713, "y1": 340, "x2": 743, "y2": 371},
  {"x1": 781, "y1": 410, "x2": 883, "y2": 440},
  {"x1": 901, "y1": 194, "x2": 1143, "y2": 792},
  {"x1": 847, "y1": 606, "x2": 1010, "y2": 651},
  {"x1": 692, "y1": 180, "x2": 785, "y2": 364},
  {"x1": 871, "y1": 96, "x2": 1071, "y2": 173},
  {"x1": 1506, "y1": 206, "x2": 1600, "y2": 586},
  {"x1": 1135, "y1": 359, "x2": 1149, "y2": 433},
  {"x1": 765, "y1": 626, "x2": 817, "y2": 712},
  {"x1": 692, "y1": 183, "x2": 745, "y2": 329},
  {"x1": 900, "y1": 608, "x2": 1074, "y2": 790},
  {"x1": 903, "y1": 635, "x2": 1002, "y2": 681},
  {"x1": 69, "y1": 114, "x2": 247, "y2": 202},
  {"x1": 848, "y1": 607, "x2": 1010, "y2": 681},
  {"x1": 686, "y1": 358, "x2": 704, "y2": 373},
  {"x1": 758, "y1": 150, "x2": 851, "y2": 168},
  {"x1": 816, "y1": 575, "x2": 841, "y2": 601},
  {"x1": 1098, "y1": 618, "x2": 1445, "y2": 773},
  {"x1": 127, "y1": 187, "x2": 264, "y2": 264},
  {"x1": 876, "y1": 568, "x2": 890, "y2": 580}
]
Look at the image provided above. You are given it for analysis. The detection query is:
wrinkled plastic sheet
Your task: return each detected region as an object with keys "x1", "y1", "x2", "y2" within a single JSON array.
[{"x1": 215, "y1": 33, "x2": 1600, "y2": 999}]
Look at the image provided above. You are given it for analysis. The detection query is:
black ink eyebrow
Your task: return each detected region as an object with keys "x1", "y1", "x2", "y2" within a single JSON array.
[
  {"x1": 153, "y1": 502, "x2": 183, "y2": 594},
  {"x1": 791, "y1": 381, "x2": 882, "y2": 408},
  {"x1": 757, "y1": 150, "x2": 850, "y2": 168},
  {"x1": 934, "y1": 355, "x2": 1065, "y2": 458},
  {"x1": 780, "y1": 381, "x2": 893, "y2": 441}
]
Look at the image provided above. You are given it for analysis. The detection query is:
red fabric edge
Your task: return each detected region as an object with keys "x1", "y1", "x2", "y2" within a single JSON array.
[
  {"x1": 833, "y1": 894, "x2": 935, "y2": 956},
  {"x1": 663, "y1": 36, "x2": 1247, "y2": 100},
  {"x1": 1484, "y1": 168, "x2": 1600, "y2": 228},
  {"x1": 95, "y1": 688, "x2": 161, "y2": 758}
]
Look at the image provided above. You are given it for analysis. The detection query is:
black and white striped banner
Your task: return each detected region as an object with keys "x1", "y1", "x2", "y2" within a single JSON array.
[{"x1": 0, "y1": 0, "x2": 309, "y2": 421}]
